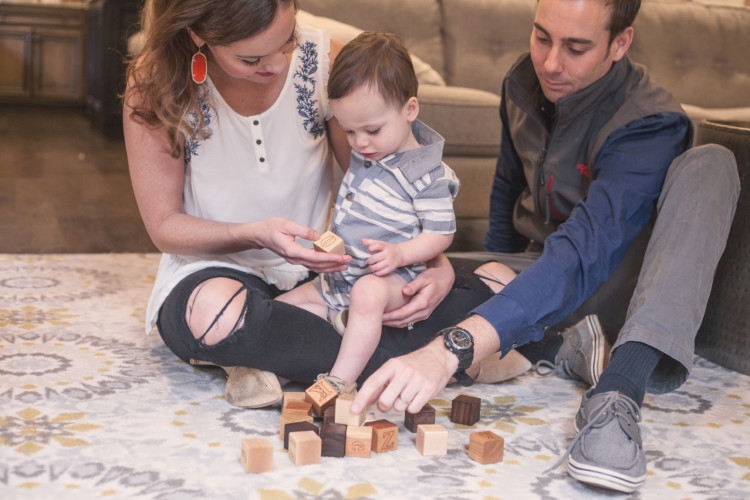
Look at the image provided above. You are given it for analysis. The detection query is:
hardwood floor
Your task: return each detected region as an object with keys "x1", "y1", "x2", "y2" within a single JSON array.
[{"x1": 0, "y1": 104, "x2": 157, "y2": 253}]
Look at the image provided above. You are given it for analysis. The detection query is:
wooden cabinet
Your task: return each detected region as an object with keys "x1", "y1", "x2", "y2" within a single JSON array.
[
  {"x1": 0, "y1": 3, "x2": 87, "y2": 103},
  {"x1": 85, "y1": 0, "x2": 142, "y2": 139}
]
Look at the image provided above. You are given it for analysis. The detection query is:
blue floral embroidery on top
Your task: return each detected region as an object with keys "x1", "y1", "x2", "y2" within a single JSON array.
[
  {"x1": 184, "y1": 92, "x2": 212, "y2": 165},
  {"x1": 294, "y1": 40, "x2": 325, "y2": 139}
]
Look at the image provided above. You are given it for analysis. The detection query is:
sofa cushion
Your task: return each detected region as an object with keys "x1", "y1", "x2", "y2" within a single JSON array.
[
  {"x1": 299, "y1": 0, "x2": 445, "y2": 79},
  {"x1": 630, "y1": 3, "x2": 750, "y2": 110},
  {"x1": 441, "y1": 0, "x2": 535, "y2": 92},
  {"x1": 418, "y1": 84, "x2": 501, "y2": 158},
  {"x1": 297, "y1": 10, "x2": 445, "y2": 86}
]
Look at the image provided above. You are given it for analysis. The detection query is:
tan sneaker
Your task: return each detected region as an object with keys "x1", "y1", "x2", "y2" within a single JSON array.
[
  {"x1": 189, "y1": 359, "x2": 283, "y2": 408},
  {"x1": 315, "y1": 372, "x2": 357, "y2": 395}
]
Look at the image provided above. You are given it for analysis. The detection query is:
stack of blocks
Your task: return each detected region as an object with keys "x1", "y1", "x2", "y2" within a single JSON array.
[{"x1": 239, "y1": 382, "x2": 505, "y2": 472}]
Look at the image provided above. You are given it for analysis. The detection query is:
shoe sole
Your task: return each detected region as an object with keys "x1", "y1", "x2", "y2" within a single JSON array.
[
  {"x1": 568, "y1": 456, "x2": 646, "y2": 493},
  {"x1": 585, "y1": 315, "x2": 607, "y2": 387}
]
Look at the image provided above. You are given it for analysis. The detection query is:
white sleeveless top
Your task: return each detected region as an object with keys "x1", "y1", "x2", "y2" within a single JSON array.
[{"x1": 145, "y1": 24, "x2": 334, "y2": 333}]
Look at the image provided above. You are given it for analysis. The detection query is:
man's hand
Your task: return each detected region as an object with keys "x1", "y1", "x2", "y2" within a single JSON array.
[{"x1": 351, "y1": 337, "x2": 457, "y2": 414}]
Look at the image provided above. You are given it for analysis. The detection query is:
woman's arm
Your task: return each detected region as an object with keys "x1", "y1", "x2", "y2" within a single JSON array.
[{"x1": 123, "y1": 79, "x2": 350, "y2": 273}]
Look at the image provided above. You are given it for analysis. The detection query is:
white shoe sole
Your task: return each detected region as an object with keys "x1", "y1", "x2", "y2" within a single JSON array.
[{"x1": 568, "y1": 456, "x2": 646, "y2": 493}]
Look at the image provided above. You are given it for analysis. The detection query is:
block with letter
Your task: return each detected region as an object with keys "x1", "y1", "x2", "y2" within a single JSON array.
[
  {"x1": 305, "y1": 377, "x2": 339, "y2": 417},
  {"x1": 416, "y1": 424, "x2": 448, "y2": 456},
  {"x1": 405, "y1": 403, "x2": 435, "y2": 433},
  {"x1": 240, "y1": 438, "x2": 273, "y2": 473},
  {"x1": 313, "y1": 231, "x2": 345, "y2": 255},
  {"x1": 450, "y1": 394, "x2": 481, "y2": 426},
  {"x1": 345, "y1": 425, "x2": 373, "y2": 458},
  {"x1": 288, "y1": 430, "x2": 322, "y2": 466},
  {"x1": 365, "y1": 419, "x2": 399, "y2": 453},
  {"x1": 468, "y1": 430, "x2": 504, "y2": 464}
]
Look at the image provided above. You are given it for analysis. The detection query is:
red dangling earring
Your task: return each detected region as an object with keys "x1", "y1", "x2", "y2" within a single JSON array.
[{"x1": 191, "y1": 46, "x2": 207, "y2": 84}]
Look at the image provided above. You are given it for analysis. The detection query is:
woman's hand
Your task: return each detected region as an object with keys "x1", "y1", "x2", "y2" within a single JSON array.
[
  {"x1": 254, "y1": 217, "x2": 351, "y2": 273},
  {"x1": 382, "y1": 253, "x2": 454, "y2": 328}
]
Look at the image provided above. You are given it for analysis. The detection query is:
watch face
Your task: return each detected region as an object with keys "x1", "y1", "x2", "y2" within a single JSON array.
[{"x1": 449, "y1": 329, "x2": 472, "y2": 350}]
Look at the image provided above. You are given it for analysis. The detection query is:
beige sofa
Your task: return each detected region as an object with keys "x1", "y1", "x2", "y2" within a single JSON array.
[{"x1": 301, "y1": 0, "x2": 750, "y2": 251}]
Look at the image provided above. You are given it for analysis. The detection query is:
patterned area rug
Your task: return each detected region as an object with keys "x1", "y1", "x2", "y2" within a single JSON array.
[{"x1": 1, "y1": 253, "x2": 749, "y2": 500}]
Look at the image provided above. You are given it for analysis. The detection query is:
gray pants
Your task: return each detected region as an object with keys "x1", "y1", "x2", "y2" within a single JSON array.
[
  {"x1": 617, "y1": 144, "x2": 738, "y2": 393},
  {"x1": 457, "y1": 144, "x2": 740, "y2": 394}
]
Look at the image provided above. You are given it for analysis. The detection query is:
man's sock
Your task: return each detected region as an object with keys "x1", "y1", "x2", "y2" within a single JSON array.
[{"x1": 592, "y1": 341, "x2": 663, "y2": 407}]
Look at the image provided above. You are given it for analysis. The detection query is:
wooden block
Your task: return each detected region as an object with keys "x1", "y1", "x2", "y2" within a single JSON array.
[
  {"x1": 313, "y1": 231, "x2": 345, "y2": 255},
  {"x1": 450, "y1": 394, "x2": 481, "y2": 426},
  {"x1": 320, "y1": 422, "x2": 347, "y2": 457},
  {"x1": 405, "y1": 403, "x2": 435, "y2": 433},
  {"x1": 416, "y1": 424, "x2": 448, "y2": 456},
  {"x1": 305, "y1": 378, "x2": 339, "y2": 417},
  {"x1": 288, "y1": 430, "x2": 322, "y2": 466},
  {"x1": 282, "y1": 400, "x2": 313, "y2": 417},
  {"x1": 335, "y1": 393, "x2": 365, "y2": 426},
  {"x1": 322, "y1": 405, "x2": 336, "y2": 425},
  {"x1": 282, "y1": 391, "x2": 307, "y2": 409},
  {"x1": 345, "y1": 425, "x2": 373, "y2": 458},
  {"x1": 468, "y1": 430, "x2": 504, "y2": 464},
  {"x1": 240, "y1": 438, "x2": 273, "y2": 473},
  {"x1": 279, "y1": 413, "x2": 314, "y2": 440},
  {"x1": 365, "y1": 419, "x2": 398, "y2": 453},
  {"x1": 283, "y1": 420, "x2": 319, "y2": 450}
]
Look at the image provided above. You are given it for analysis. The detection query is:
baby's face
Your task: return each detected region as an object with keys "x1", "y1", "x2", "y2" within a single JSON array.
[{"x1": 331, "y1": 85, "x2": 417, "y2": 161}]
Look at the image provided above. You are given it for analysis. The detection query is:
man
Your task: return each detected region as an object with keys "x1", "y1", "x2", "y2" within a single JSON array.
[{"x1": 351, "y1": 0, "x2": 739, "y2": 493}]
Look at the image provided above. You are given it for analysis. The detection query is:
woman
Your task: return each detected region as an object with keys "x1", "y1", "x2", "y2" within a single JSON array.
[{"x1": 122, "y1": 0, "x2": 491, "y2": 408}]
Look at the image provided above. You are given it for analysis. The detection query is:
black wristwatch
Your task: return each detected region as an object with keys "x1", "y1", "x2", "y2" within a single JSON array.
[{"x1": 439, "y1": 326, "x2": 474, "y2": 386}]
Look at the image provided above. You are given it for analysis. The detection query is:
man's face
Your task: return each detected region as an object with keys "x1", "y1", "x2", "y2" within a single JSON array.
[{"x1": 530, "y1": 0, "x2": 633, "y2": 103}]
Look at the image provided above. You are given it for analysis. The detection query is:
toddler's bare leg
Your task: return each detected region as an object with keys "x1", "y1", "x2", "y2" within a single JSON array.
[{"x1": 329, "y1": 273, "x2": 409, "y2": 386}]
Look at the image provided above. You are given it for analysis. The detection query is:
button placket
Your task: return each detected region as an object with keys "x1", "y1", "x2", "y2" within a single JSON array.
[{"x1": 251, "y1": 118, "x2": 269, "y2": 172}]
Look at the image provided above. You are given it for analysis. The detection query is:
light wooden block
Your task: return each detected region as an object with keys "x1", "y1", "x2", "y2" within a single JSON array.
[
  {"x1": 282, "y1": 391, "x2": 307, "y2": 409},
  {"x1": 279, "y1": 413, "x2": 313, "y2": 440},
  {"x1": 282, "y1": 400, "x2": 313, "y2": 417},
  {"x1": 365, "y1": 419, "x2": 399, "y2": 453},
  {"x1": 416, "y1": 424, "x2": 448, "y2": 456},
  {"x1": 240, "y1": 438, "x2": 273, "y2": 473},
  {"x1": 345, "y1": 425, "x2": 373, "y2": 458},
  {"x1": 288, "y1": 430, "x2": 322, "y2": 466},
  {"x1": 313, "y1": 231, "x2": 345, "y2": 255},
  {"x1": 405, "y1": 403, "x2": 435, "y2": 433},
  {"x1": 320, "y1": 422, "x2": 347, "y2": 457},
  {"x1": 283, "y1": 420, "x2": 319, "y2": 450},
  {"x1": 468, "y1": 430, "x2": 504, "y2": 464},
  {"x1": 450, "y1": 394, "x2": 481, "y2": 426},
  {"x1": 335, "y1": 393, "x2": 365, "y2": 426},
  {"x1": 305, "y1": 378, "x2": 339, "y2": 417}
]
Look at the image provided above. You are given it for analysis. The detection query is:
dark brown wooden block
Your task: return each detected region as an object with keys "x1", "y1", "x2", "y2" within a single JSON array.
[
  {"x1": 450, "y1": 394, "x2": 481, "y2": 426},
  {"x1": 320, "y1": 422, "x2": 347, "y2": 457},
  {"x1": 405, "y1": 403, "x2": 435, "y2": 433},
  {"x1": 283, "y1": 420, "x2": 319, "y2": 450},
  {"x1": 322, "y1": 405, "x2": 337, "y2": 425}
]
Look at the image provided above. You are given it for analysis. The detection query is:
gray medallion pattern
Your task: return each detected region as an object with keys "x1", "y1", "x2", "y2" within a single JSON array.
[{"x1": 0, "y1": 254, "x2": 748, "y2": 499}]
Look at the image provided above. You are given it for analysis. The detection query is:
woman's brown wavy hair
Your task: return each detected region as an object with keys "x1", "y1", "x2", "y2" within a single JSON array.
[{"x1": 123, "y1": 0, "x2": 298, "y2": 158}]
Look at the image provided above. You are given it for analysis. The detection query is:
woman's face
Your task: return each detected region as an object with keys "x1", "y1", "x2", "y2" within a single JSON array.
[{"x1": 199, "y1": 3, "x2": 298, "y2": 84}]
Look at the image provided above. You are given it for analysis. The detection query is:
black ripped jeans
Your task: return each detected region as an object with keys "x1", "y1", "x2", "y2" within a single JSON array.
[{"x1": 156, "y1": 258, "x2": 496, "y2": 385}]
